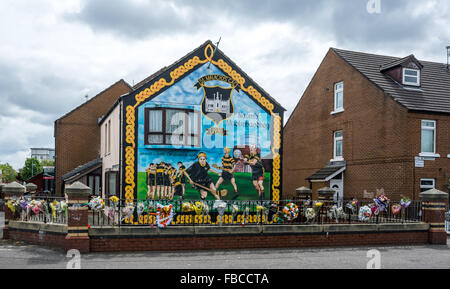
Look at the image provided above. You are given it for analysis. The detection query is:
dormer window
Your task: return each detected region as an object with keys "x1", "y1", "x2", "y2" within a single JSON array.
[{"x1": 403, "y1": 68, "x2": 420, "y2": 86}]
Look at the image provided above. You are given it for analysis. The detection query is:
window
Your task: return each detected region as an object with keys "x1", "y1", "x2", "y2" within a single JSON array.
[
  {"x1": 88, "y1": 174, "x2": 101, "y2": 196},
  {"x1": 333, "y1": 130, "x2": 343, "y2": 161},
  {"x1": 145, "y1": 108, "x2": 201, "y2": 147},
  {"x1": 107, "y1": 120, "x2": 111, "y2": 154},
  {"x1": 403, "y1": 68, "x2": 420, "y2": 86},
  {"x1": 333, "y1": 82, "x2": 344, "y2": 113},
  {"x1": 104, "y1": 123, "x2": 108, "y2": 155},
  {"x1": 420, "y1": 178, "x2": 435, "y2": 192},
  {"x1": 421, "y1": 120, "x2": 436, "y2": 155},
  {"x1": 105, "y1": 171, "x2": 119, "y2": 196}
]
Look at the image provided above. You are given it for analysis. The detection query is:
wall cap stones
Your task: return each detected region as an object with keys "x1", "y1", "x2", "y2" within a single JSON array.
[{"x1": 419, "y1": 189, "x2": 448, "y2": 201}]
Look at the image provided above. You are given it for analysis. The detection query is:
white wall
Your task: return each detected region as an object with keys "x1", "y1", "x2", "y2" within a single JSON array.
[{"x1": 100, "y1": 102, "x2": 121, "y2": 197}]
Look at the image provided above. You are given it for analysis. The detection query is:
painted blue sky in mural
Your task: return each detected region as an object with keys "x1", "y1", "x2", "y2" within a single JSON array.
[{"x1": 136, "y1": 63, "x2": 273, "y2": 172}]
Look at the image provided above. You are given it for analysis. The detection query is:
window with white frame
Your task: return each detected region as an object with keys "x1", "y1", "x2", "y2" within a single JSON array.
[
  {"x1": 104, "y1": 122, "x2": 108, "y2": 155},
  {"x1": 333, "y1": 82, "x2": 344, "y2": 112},
  {"x1": 420, "y1": 178, "x2": 435, "y2": 192},
  {"x1": 421, "y1": 120, "x2": 436, "y2": 155},
  {"x1": 403, "y1": 68, "x2": 420, "y2": 86},
  {"x1": 333, "y1": 130, "x2": 343, "y2": 160},
  {"x1": 145, "y1": 107, "x2": 201, "y2": 147}
]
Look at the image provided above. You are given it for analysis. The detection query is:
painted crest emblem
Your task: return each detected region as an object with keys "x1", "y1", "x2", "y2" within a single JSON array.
[{"x1": 195, "y1": 74, "x2": 240, "y2": 125}]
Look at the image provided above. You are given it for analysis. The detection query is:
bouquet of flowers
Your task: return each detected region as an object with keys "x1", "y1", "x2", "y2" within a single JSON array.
[
  {"x1": 88, "y1": 197, "x2": 105, "y2": 212},
  {"x1": 213, "y1": 200, "x2": 227, "y2": 226},
  {"x1": 345, "y1": 199, "x2": 358, "y2": 213},
  {"x1": 181, "y1": 202, "x2": 194, "y2": 213},
  {"x1": 193, "y1": 201, "x2": 204, "y2": 215},
  {"x1": 400, "y1": 197, "x2": 411, "y2": 210},
  {"x1": 391, "y1": 204, "x2": 402, "y2": 215},
  {"x1": 241, "y1": 206, "x2": 250, "y2": 226},
  {"x1": 374, "y1": 194, "x2": 390, "y2": 212},
  {"x1": 231, "y1": 204, "x2": 239, "y2": 223},
  {"x1": 328, "y1": 205, "x2": 345, "y2": 223},
  {"x1": 137, "y1": 201, "x2": 146, "y2": 217},
  {"x1": 121, "y1": 203, "x2": 135, "y2": 222}
]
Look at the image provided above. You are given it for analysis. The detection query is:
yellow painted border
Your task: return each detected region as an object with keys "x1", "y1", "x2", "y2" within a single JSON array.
[{"x1": 124, "y1": 44, "x2": 282, "y2": 204}]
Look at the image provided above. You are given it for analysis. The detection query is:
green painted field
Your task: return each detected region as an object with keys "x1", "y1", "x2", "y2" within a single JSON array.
[{"x1": 137, "y1": 172, "x2": 271, "y2": 200}]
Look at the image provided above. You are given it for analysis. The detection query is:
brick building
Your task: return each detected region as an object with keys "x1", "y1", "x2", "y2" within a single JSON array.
[
  {"x1": 54, "y1": 80, "x2": 132, "y2": 195},
  {"x1": 283, "y1": 48, "x2": 450, "y2": 202}
]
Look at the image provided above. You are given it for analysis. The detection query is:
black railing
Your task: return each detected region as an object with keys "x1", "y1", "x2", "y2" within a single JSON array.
[
  {"x1": 88, "y1": 198, "x2": 423, "y2": 227},
  {"x1": 8, "y1": 195, "x2": 67, "y2": 224}
]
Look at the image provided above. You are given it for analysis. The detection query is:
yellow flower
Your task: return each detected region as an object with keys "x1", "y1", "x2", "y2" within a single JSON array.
[{"x1": 109, "y1": 196, "x2": 119, "y2": 203}]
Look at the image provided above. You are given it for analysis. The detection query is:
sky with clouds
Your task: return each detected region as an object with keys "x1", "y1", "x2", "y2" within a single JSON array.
[{"x1": 0, "y1": 0, "x2": 449, "y2": 170}]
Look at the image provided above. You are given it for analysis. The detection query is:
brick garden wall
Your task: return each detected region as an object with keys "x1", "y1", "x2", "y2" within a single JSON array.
[
  {"x1": 89, "y1": 231, "x2": 428, "y2": 253},
  {"x1": 8, "y1": 228, "x2": 67, "y2": 249},
  {"x1": 5, "y1": 221, "x2": 432, "y2": 253}
]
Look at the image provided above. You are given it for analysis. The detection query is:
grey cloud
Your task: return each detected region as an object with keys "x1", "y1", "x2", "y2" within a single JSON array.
[
  {"x1": 64, "y1": 0, "x2": 216, "y2": 39},
  {"x1": 0, "y1": 60, "x2": 89, "y2": 120},
  {"x1": 65, "y1": 0, "x2": 449, "y2": 58}
]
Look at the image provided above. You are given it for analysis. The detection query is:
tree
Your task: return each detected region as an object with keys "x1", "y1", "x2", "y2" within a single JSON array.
[
  {"x1": 21, "y1": 158, "x2": 43, "y2": 181},
  {"x1": 0, "y1": 163, "x2": 17, "y2": 183},
  {"x1": 40, "y1": 159, "x2": 55, "y2": 167}
]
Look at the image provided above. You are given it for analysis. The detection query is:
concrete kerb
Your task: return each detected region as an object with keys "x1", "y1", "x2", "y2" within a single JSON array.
[
  {"x1": 8, "y1": 220, "x2": 67, "y2": 234},
  {"x1": 88, "y1": 222, "x2": 429, "y2": 238}
]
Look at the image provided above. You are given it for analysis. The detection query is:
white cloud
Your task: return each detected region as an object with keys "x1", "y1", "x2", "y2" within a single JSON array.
[{"x1": 0, "y1": 0, "x2": 449, "y2": 170}]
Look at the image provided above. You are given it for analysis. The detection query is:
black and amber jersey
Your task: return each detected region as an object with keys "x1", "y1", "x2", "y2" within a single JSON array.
[
  {"x1": 177, "y1": 165, "x2": 186, "y2": 183},
  {"x1": 156, "y1": 165, "x2": 165, "y2": 174},
  {"x1": 245, "y1": 152, "x2": 264, "y2": 174},
  {"x1": 221, "y1": 156, "x2": 235, "y2": 172}
]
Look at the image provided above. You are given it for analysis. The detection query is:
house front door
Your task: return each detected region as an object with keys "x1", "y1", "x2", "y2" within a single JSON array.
[{"x1": 330, "y1": 179, "x2": 344, "y2": 207}]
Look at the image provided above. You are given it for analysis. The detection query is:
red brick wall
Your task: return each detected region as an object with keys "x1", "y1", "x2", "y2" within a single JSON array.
[
  {"x1": 408, "y1": 112, "x2": 450, "y2": 199},
  {"x1": 54, "y1": 80, "x2": 131, "y2": 195},
  {"x1": 90, "y1": 231, "x2": 428, "y2": 252},
  {"x1": 283, "y1": 49, "x2": 450, "y2": 201},
  {"x1": 8, "y1": 228, "x2": 66, "y2": 249},
  {"x1": 5, "y1": 227, "x2": 430, "y2": 252}
]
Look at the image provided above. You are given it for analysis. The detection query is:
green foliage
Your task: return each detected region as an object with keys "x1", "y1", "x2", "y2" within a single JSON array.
[
  {"x1": 137, "y1": 172, "x2": 271, "y2": 200},
  {"x1": 21, "y1": 158, "x2": 43, "y2": 181},
  {"x1": 40, "y1": 159, "x2": 55, "y2": 167},
  {"x1": 0, "y1": 163, "x2": 17, "y2": 183}
]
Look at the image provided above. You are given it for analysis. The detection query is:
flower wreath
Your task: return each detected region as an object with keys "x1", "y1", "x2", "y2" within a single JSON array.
[
  {"x1": 358, "y1": 206, "x2": 372, "y2": 222},
  {"x1": 282, "y1": 203, "x2": 299, "y2": 222},
  {"x1": 305, "y1": 208, "x2": 316, "y2": 221},
  {"x1": 151, "y1": 203, "x2": 174, "y2": 228}
]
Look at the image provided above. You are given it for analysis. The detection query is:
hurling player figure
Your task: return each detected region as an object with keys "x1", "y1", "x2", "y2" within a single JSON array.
[
  {"x1": 244, "y1": 145, "x2": 265, "y2": 201},
  {"x1": 214, "y1": 147, "x2": 239, "y2": 200},
  {"x1": 146, "y1": 163, "x2": 157, "y2": 200},
  {"x1": 174, "y1": 162, "x2": 186, "y2": 199},
  {"x1": 155, "y1": 161, "x2": 165, "y2": 200},
  {"x1": 184, "y1": 152, "x2": 221, "y2": 200}
]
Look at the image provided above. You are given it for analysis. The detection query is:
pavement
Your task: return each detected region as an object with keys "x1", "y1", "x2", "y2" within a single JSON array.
[{"x1": 0, "y1": 212, "x2": 449, "y2": 269}]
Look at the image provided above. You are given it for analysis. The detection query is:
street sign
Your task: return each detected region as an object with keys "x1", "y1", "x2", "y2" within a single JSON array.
[{"x1": 415, "y1": 157, "x2": 425, "y2": 168}]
